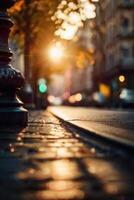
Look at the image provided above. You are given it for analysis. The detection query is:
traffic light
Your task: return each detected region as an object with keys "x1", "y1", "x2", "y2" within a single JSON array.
[{"x1": 38, "y1": 78, "x2": 47, "y2": 94}]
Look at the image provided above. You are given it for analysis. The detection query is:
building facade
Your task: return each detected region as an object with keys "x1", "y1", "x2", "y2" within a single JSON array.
[
  {"x1": 93, "y1": 0, "x2": 134, "y2": 104},
  {"x1": 67, "y1": 20, "x2": 94, "y2": 96}
]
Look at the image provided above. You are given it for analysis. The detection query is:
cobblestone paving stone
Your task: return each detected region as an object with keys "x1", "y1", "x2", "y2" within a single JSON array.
[{"x1": 0, "y1": 111, "x2": 134, "y2": 200}]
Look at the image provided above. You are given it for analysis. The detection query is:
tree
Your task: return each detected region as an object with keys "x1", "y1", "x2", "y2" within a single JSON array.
[
  {"x1": 9, "y1": 0, "x2": 59, "y2": 78},
  {"x1": 8, "y1": 0, "x2": 60, "y2": 106},
  {"x1": 9, "y1": 0, "x2": 97, "y2": 79}
]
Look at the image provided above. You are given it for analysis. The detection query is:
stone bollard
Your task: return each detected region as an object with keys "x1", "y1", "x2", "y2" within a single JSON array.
[{"x1": 0, "y1": 0, "x2": 28, "y2": 126}]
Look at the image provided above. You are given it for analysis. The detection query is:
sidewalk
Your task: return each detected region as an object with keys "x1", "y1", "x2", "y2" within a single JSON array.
[
  {"x1": 0, "y1": 110, "x2": 134, "y2": 200},
  {"x1": 49, "y1": 106, "x2": 134, "y2": 149}
]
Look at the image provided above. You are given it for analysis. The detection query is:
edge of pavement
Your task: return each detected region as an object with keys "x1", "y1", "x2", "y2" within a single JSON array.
[{"x1": 48, "y1": 107, "x2": 134, "y2": 151}]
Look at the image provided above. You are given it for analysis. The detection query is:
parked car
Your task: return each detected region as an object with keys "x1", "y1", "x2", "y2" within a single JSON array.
[{"x1": 119, "y1": 88, "x2": 134, "y2": 108}]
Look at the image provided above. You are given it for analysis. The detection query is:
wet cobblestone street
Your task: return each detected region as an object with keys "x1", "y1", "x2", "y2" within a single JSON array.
[{"x1": 0, "y1": 111, "x2": 134, "y2": 200}]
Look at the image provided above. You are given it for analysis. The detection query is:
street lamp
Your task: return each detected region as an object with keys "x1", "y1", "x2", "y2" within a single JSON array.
[{"x1": 0, "y1": 0, "x2": 28, "y2": 126}]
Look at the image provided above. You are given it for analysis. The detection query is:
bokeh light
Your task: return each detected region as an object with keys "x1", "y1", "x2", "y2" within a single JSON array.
[
  {"x1": 48, "y1": 42, "x2": 64, "y2": 62},
  {"x1": 119, "y1": 75, "x2": 126, "y2": 83},
  {"x1": 53, "y1": 0, "x2": 97, "y2": 40}
]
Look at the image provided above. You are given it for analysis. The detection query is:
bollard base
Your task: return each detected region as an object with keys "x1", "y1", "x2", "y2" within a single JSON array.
[
  {"x1": 0, "y1": 95, "x2": 28, "y2": 127},
  {"x1": 0, "y1": 107, "x2": 28, "y2": 127}
]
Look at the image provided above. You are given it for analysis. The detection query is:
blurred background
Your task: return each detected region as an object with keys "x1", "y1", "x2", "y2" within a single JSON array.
[{"x1": 9, "y1": 0, "x2": 134, "y2": 109}]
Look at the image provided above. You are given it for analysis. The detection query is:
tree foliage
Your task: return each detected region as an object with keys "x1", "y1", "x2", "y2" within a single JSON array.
[
  {"x1": 9, "y1": 0, "x2": 60, "y2": 78},
  {"x1": 9, "y1": 0, "x2": 58, "y2": 50},
  {"x1": 9, "y1": 0, "x2": 96, "y2": 77}
]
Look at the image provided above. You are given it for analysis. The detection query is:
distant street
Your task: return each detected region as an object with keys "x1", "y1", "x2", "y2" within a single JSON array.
[{"x1": 49, "y1": 106, "x2": 134, "y2": 148}]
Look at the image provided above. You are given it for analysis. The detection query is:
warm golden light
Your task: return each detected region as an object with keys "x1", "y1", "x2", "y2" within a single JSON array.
[
  {"x1": 119, "y1": 75, "x2": 125, "y2": 83},
  {"x1": 69, "y1": 95, "x2": 76, "y2": 103},
  {"x1": 75, "y1": 93, "x2": 82, "y2": 102},
  {"x1": 55, "y1": 23, "x2": 78, "y2": 40},
  {"x1": 54, "y1": 0, "x2": 97, "y2": 40},
  {"x1": 49, "y1": 42, "x2": 64, "y2": 61},
  {"x1": 91, "y1": 0, "x2": 99, "y2": 2},
  {"x1": 100, "y1": 84, "x2": 111, "y2": 97}
]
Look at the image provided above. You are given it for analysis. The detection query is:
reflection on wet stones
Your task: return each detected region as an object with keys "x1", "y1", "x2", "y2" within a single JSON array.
[{"x1": 0, "y1": 111, "x2": 134, "y2": 199}]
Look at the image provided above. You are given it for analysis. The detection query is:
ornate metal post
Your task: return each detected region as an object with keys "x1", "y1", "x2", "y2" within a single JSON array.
[{"x1": 0, "y1": 0, "x2": 28, "y2": 126}]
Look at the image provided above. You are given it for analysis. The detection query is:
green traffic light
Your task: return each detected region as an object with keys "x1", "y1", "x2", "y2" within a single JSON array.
[{"x1": 39, "y1": 83, "x2": 47, "y2": 93}]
